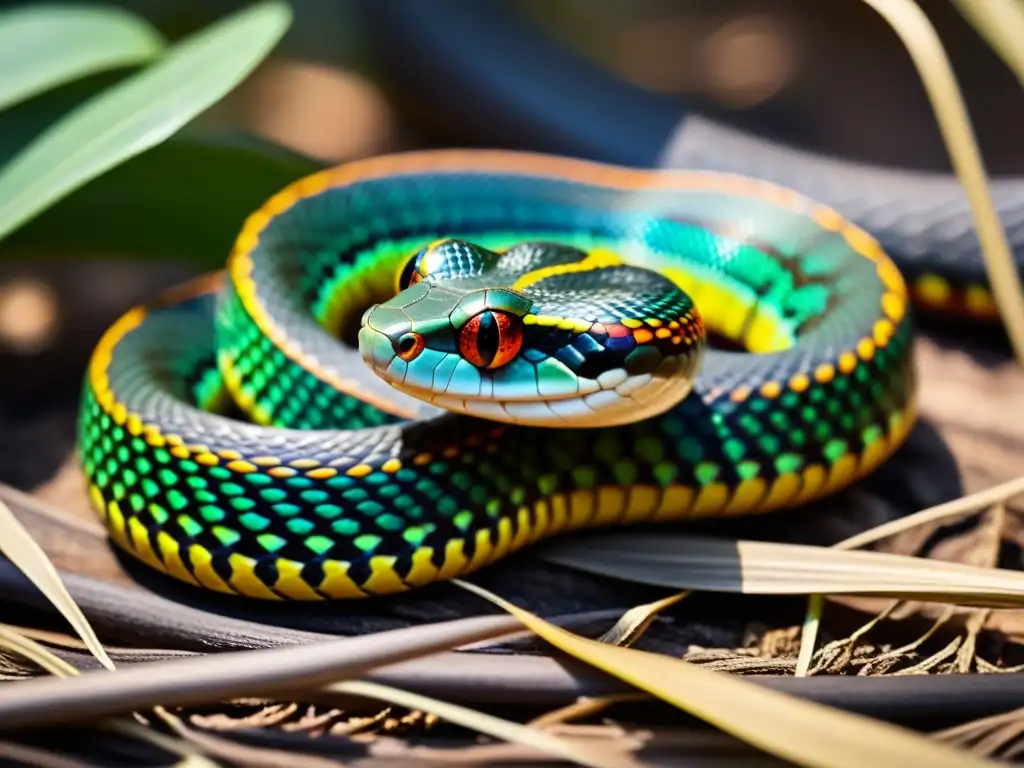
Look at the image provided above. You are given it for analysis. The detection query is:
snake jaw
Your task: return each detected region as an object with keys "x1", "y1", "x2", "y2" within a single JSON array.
[{"x1": 374, "y1": 356, "x2": 701, "y2": 428}]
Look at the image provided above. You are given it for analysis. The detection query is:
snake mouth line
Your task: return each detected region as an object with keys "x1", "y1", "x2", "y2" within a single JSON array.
[
  {"x1": 370, "y1": 372, "x2": 607, "y2": 404},
  {"x1": 389, "y1": 369, "x2": 692, "y2": 429},
  {"x1": 369, "y1": 362, "x2": 694, "y2": 431},
  {"x1": 365, "y1": 357, "x2": 678, "y2": 405}
]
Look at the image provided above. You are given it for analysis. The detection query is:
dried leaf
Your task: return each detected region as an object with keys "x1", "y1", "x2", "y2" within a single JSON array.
[
  {"x1": 0, "y1": 614, "x2": 523, "y2": 729},
  {"x1": 860, "y1": 0, "x2": 1024, "y2": 359},
  {"x1": 952, "y1": 0, "x2": 1024, "y2": 90},
  {"x1": 0, "y1": 497, "x2": 114, "y2": 670},
  {"x1": 0, "y1": 622, "x2": 218, "y2": 767},
  {"x1": 597, "y1": 591, "x2": 689, "y2": 647},
  {"x1": 541, "y1": 533, "x2": 1024, "y2": 607},
  {"x1": 796, "y1": 478, "x2": 1024, "y2": 675},
  {"x1": 329, "y1": 680, "x2": 644, "y2": 768},
  {"x1": 454, "y1": 579, "x2": 1000, "y2": 768}
]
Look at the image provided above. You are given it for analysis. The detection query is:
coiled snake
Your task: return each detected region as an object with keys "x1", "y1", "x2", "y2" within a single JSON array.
[{"x1": 81, "y1": 149, "x2": 958, "y2": 601}]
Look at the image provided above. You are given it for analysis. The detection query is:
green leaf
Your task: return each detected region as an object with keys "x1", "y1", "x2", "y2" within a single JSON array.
[
  {"x1": 0, "y1": 5, "x2": 164, "y2": 113},
  {"x1": 0, "y1": 77, "x2": 319, "y2": 266},
  {"x1": 0, "y1": 0, "x2": 292, "y2": 244},
  {"x1": 0, "y1": 131, "x2": 321, "y2": 268}
]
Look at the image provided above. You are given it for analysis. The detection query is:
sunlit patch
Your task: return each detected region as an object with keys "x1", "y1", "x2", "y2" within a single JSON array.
[
  {"x1": 908, "y1": 278, "x2": 1000, "y2": 321},
  {"x1": 913, "y1": 273, "x2": 951, "y2": 307},
  {"x1": 965, "y1": 284, "x2": 997, "y2": 316}
]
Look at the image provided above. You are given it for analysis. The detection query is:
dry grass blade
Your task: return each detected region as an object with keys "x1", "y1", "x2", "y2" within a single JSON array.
[
  {"x1": 328, "y1": 680, "x2": 644, "y2": 768},
  {"x1": 453, "y1": 579, "x2": 1000, "y2": 768},
  {"x1": 0, "y1": 740, "x2": 100, "y2": 768},
  {"x1": 528, "y1": 694, "x2": 649, "y2": 728},
  {"x1": 0, "y1": 497, "x2": 113, "y2": 670},
  {"x1": 0, "y1": 622, "x2": 219, "y2": 767},
  {"x1": 0, "y1": 490, "x2": 220, "y2": 763},
  {"x1": 540, "y1": 533, "x2": 1024, "y2": 607},
  {"x1": 597, "y1": 591, "x2": 689, "y2": 647},
  {"x1": 857, "y1": 0, "x2": 1024, "y2": 363},
  {"x1": 112, "y1": 723, "x2": 218, "y2": 768},
  {"x1": 789, "y1": 0, "x2": 1024, "y2": 676},
  {"x1": 952, "y1": 0, "x2": 1024, "y2": 88},
  {"x1": 795, "y1": 598, "x2": 827, "y2": 678},
  {"x1": 4, "y1": 605, "x2": 587, "y2": 766},
  {"x1": 154, "y1": 709, "x2": 349, "y2": 768},
  {"x1": 458, "y1": 608, "x2": 627, "y2": 651},
  {"x1": 795, "y1": 475, "x2": 1024, "y2": 675},
  {"x1": 0, "y1": 614, "x2": 522, "y2": 729},
  {"x1": 0, "y1": 623, "x2": 79, "y2": 677},
  {"x1": 836, "y1": 476, "x2": 1024, "y2": 553},
  {"x1": 934, "y1": 706, "x2": 1024, "y2": 752}
]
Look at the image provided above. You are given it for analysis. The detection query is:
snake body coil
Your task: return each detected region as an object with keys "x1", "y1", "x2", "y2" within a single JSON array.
[{"x1": 79, "y1": 150, "x2": 918, "y2": 601}]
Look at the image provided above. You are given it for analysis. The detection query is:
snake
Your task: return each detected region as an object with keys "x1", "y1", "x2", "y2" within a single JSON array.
[{"x1": 76, "y1": 147, "x2": 934, "y2": 602}]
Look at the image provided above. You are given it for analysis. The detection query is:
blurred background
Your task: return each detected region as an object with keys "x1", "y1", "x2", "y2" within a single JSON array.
[
  {"x1": 28, "y1": 0, "x2": 1019, "y2": 170},
  {"x1": 1, "y1": 0, "x2": 1022, "y2": 491}
]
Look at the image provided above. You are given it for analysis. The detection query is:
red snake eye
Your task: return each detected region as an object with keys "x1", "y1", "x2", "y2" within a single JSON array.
[{"x1": 458, "y1": 311, "x2": 523, "y2": 369}]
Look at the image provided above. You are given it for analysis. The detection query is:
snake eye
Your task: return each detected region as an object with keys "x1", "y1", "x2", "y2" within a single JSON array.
[
  {"x1": 458, "y1": 311, "x2": 523, "y2": 370},
  {"x1": 395, "y1": 332, "x2": 424, "y2": 361},
  {"x1": 397, "y1": 251, "x2": 426, "y2": 292}
]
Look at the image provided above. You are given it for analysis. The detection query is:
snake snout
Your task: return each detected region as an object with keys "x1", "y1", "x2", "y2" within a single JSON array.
[
  {"x1": 358, "y1": 304, "x2": 378, "y2": 328},
  {"x1": 357, "y1": 323, "x2": 395, "y2": 373}
]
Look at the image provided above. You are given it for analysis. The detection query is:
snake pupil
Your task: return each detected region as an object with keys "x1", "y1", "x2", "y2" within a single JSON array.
[
  {"x1": 475, "y1": 312, "x2": 499, "y2": 366},
  {"x1": 458, "y1": 310, "x2": 523, "y2": 369}
]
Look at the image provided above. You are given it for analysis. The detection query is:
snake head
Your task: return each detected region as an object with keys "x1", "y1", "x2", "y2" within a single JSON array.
[{"x1": 358, "y1": 239, "x2": 705, "y2": 427}]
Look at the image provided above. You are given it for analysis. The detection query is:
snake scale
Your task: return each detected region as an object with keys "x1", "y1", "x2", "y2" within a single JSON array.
[{"x1": 80, "y1": 148, "x2": 978, "y2": 602}]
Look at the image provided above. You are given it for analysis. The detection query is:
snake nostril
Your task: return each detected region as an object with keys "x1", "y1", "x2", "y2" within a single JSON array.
[{"x1": 394, "y1": 332, "x2": 424, "y2": 361}]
